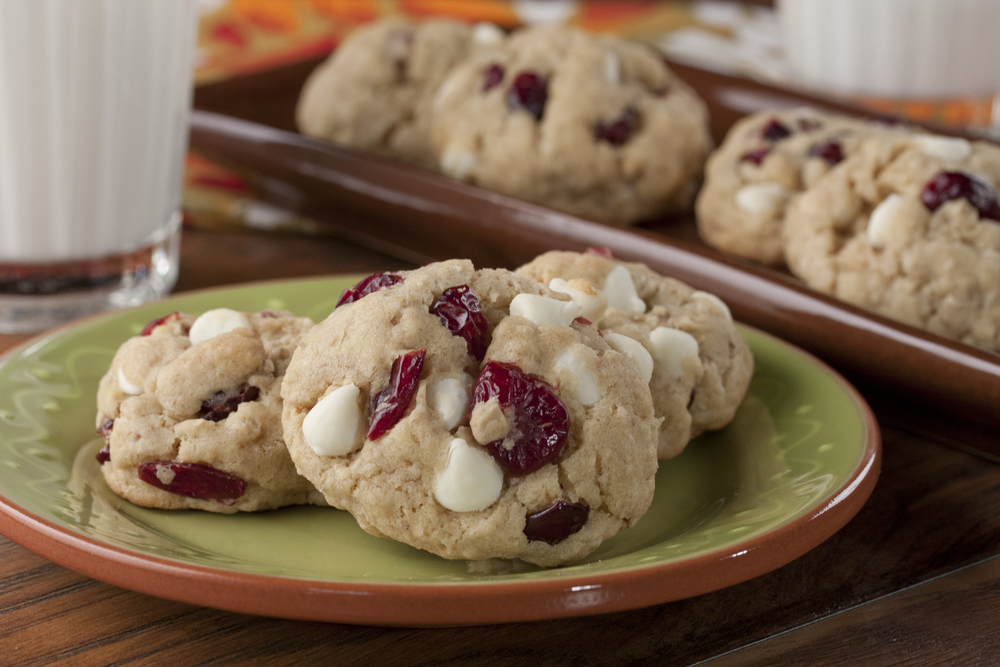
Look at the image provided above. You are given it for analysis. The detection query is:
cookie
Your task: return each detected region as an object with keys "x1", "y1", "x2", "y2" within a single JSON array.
[
  {"x1": 297, "y1": 19, "x2": 503, "y2": 170},
  {"x1": 516, "y1": 250, "x2": 754, "y2": 460},
  {"x1": 782, "y1": 131, "x2": 1000, "y2": 351},
  {"x1": 280, "y1": 260, "x2": 660, "y2": 567},
  {"x1": 696, "y1": 108, "x2": 878, "y2": 265},
  {"x1": 95, "y1": 309, "x2": 325, "y2": 512},
  {"x1": 429, "y1": 25, "x2": 713, "y2": 225}
]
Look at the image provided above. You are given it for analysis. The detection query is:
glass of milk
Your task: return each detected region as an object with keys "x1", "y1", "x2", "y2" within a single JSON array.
[{"x1": 0, "y1": 0, "x2": 199, "y2": 333}]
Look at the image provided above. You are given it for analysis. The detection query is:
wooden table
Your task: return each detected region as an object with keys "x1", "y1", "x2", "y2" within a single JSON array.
[{"x1": 1, "y1": 226, "x2": 999, "y2": 665}]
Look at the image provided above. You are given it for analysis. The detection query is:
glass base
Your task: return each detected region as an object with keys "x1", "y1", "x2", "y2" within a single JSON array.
[{"x1": 0, "y1": 213, "x2": 181, "y2": 334}]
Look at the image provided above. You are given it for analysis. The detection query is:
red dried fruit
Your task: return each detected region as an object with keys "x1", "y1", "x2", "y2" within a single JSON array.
[
  {"x1": 95, "y1": 418, "x2": 114, "y2": 464},
  {"x1": 199, "y1": 384, "x2": 260, "y2": 422},
  {"x1": 431, "y1": 285, "x2": 488, "y2": 361},
  {"x1": 141, "y1": 312, "x2": 181, "y2": 336},
  {"x1": 96, "y1": 444, "x2": 111, "y2": 465},
  {"x1": 524, "y1": 500, "x2": 589, "y2": 544},
  {"x1": 472, "y1": 360, "x2": 569, "y2": 477},
  {"x1": 507, "y1": 71, "x2": 548, "y2": 120},
  {"x1": 336, "y1": 272, "x2": 403, "y2": 308},
  {"x1": 585, "y1": 247, "x2": 614, "y2": 259},
  {"x1": 798, "y1": 118, "x2": 823, "y2": 131},
  {"x1": 921, "y1": 171, "x2": 1000, "y2": 221},
  {"x1": 740, "y1": 147, "x2": 771, "y2": 165},
  {"x1": 595, "y1": 107, "x2": 639, "y2": 146},
  {"x1": 368, "y1": 349, "x2": 426, "y2": 440},
  {"x1": 259, "y1": 310, "x2": 279, "y2": 318},
  {"x1": 483, "y1": 63, "x2": 505, "y2": 92},
  {"x1": 760, "y1": 119, "x2": 792, "y2": 142},
  {"x1": 138, "y1": 462, "x2": 247, "y2": 501},
  {"x1": 808, "y1": 140, "x2": 844, "y2": 166}
]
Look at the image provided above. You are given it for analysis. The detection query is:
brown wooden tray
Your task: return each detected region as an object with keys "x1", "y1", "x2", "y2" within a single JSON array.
[{"x1": 189, "y1": 56, "x2": 1000, "y2": 443}]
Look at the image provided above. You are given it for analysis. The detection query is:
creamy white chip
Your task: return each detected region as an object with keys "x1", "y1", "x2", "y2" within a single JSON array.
[
  {"x1": 303, "y1": 384, "x2": 365, "y2": 456},
  {"x1": 434, "y1": 437, "x2": 503, "y2": 512},
  {"x1": 735, "y1": 183, "x2": 791, "y2": 216},
  {"x1": 604, "y1": 333, "x2": 654, "y2": 383},
  {"x1": 867, "y1": 194, "x2": 906, "y2": 249},
  {"x1": 913, "y1": 135, "x2": 971, "y2": 162},
  {"x1": 603, "y1": 265, "x2": 645, "y2": 313},
  {"x1": 117, "y1": 368, "x2": 142, "y2": 395},
  {"x1": 440, "y1": 145, "x2": 477, "y2": 180},
  {"x1": 509, "y1": 293, "x2": 581, "y2": 326},
  {"x1": 554, "y1": 346, "x2": 601, "y2": 406},
  {"x1": 472, "y1": 22, "x2": 505, "y2": 45},
  {"x1": 692, "y1": 290, "x2": 733, "y2": 322},
  {"x1": 604, "y1": 51, "x2": 620, "y2": 84},
  {"x1": 548, "y1": 278, "x2": 608, "y2": 322},
  {"x1": 189, "y1": 308, "x2": 252, "y2": 345},
  {"x1": 154, "y1": 465, "x2": 175, "y2": 486},
  {"x1": 649, "y1": 327, "x2": 700, "y2": 378},
  {"x1": 428, "y1": 374, "x2": 473, "y2": 430}
]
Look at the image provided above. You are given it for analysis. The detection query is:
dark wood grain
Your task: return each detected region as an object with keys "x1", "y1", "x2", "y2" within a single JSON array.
[{"x1": 1, "y1": 227, "x2": 999, "y2": 666}]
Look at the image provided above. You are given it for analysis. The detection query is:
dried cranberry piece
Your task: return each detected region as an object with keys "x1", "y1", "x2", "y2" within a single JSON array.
[
  {"x1": 585, "y1": 247, "x2": 614, "y2": 259},
  {"x1": 95, "y1": 418, "x2": 114, "y2": 464},
  {"x1": 573, "y1": 317, "x2": 592, "y2": 326},
  {"x1": 524, "y1": 500, "x2": 589, "y2": 544},
  {"x1": 96, "y1": 444, "x2": 111, "y2": 465},
  {"x1": 740, "y1": 147, "x2": 771, "y2": 165},
  {"x1": 431, "y1": 286, "x2": 488, "y2": 361},
  {"x1": 259, "y1": 310, "x2": 279, "y2": 318},
  {"x1": 921, "y1": 171, "x2": 1000, "y2": 221},
  {"x1": 483, "y1": 63, "x2": 505, "y2": 92},
  {"x1": 138, "y1": 462, "x2": 247, "y2": 501},
  {"x1": 808, "y1": 140, "x2": 844, "y2": 166},
  {"x1": 595, "y1": 107, "x2": 639, "y2": 146},
  {"x1": 198, "y1": 384, "x2": 260, "y2": 422},
  {"x1": 760, "y1": 119, "x2": 792, "y2": 142},
  {"x1": 141, "y1": 312, "x2": 181, "y2": 336},
  {"x1": 507, "y1": 71, "x2": 548, "y2": 120},
  {"x1": 368, "y1": 349, "x2": 426, "y2": 440},
  {"x1": 472, "y1": 360, "x2": 569, "y2": 477},
  {"x1": 336, "y1": 272, "x2": 403, "y2": 308},
  {"x1": 798, "y1": 118, "x2": 823, "y2": 131}
]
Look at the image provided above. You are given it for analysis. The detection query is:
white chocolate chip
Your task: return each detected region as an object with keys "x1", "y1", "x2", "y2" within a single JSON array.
[
  {"x1": 440, "y1": 145, "x2": 477, "y2": 180},
  {"x1": 913, "y1": 135, "x2": 971, "y2": 162},
  {"x1": 509, "y1": 293, "x2": 582, "y2": 326},
  {"x1": 692, "y1": 291, "x2": 733, "y2": 322},
  {"x1": 735, "y1": 183, "x2": 792, "y2": 216},
  {"x1": 649, "y1": 327, "x2": 700, "y2": 379},
  {"x1": 303, "y1": 384, "x2": 365, "y2": 456},
  {"x1": 604, "y1": 51, "x2": 620, "y2": 84},
  {"x1": 472, "y1": 22, "x2": 505, "y2": 45},
  {"x1": 602, "y1": 265, "x2": 645, "y2": 313},
  {"x1": 154, "y1": 465, "x2": 176, "y2": 486},
  {"x1": 554, "y1": 346, "x2": 601, "y2": 406},
  {"x1": 117, "y1": 368, "x2": 143, "y2": 395},
  {"x1": 867, "y1": 194, "x2": 906, "y2": 249},
  {"x1": 604, "y1": 333, "x2": 654, "y2": 383},
  {"x1": 428, "y1": 374, "x2": 473, "y2": 430},
  {"x1": 189, "y1": 308, "x2": 252, "y2": 345},
  {"x1": 434, "y1": 437, "x2": 504, "y2": 512},
  {"x1": 548, "y1": 278, "x2": 608, "y2": 322}
]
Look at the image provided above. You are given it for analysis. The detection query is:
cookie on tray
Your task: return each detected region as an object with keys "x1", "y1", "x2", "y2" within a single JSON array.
[
  {"x1": 429, "y1": 25, "x2": 713, "y2": 225},
  {"x1": 516, "y1": 250, "x2": 754, "y2": 460},
  {"x1": 95, "y1": 309, "x2": 326, "y2": 513},
  {"x1": 297, "y1": 18, "x2": 505, "y2": 170},
  {"x1": 696, "y1": 108, "x2": 880, "y2": 266},
  {"x1": 782, "y1": 131, "x2": 1000, "y2": 352},
  {"x1": 280, "y1": 260, "x2": 660, "y2": 567}
]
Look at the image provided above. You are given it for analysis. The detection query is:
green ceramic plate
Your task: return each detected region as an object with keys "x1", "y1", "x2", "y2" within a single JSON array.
[{"x1": 0, "y1": 277, "x2": 880, "y2": 626}]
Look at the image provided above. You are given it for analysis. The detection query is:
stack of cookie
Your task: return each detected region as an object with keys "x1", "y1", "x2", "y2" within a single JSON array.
[
  {"x1": 297, "y1": 19, "x2": 713, "y2": 226},
  {"x1": 697, "y1": 109, "x2": 1000, "y2": 353},
  {"x1": 94, "y1": 253, "x2": 752, "y2": 567}
]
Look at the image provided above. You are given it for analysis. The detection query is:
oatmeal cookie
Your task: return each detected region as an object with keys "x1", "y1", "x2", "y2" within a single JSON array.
[
  {"x1": 429, "y1": 25, "x2": 712, "y2": 225},
  {"x1": 297, "y1": 19, "x2": 504, "y2": 169},
  {"x1": 281, "y1": 260, "x2": 660, "y2": 567},
  {"x1": 516, "y1": 250, "x2": 754, "y2": 459},
  {"x1": 95, "y1": 309, "x2": 325, "y2": 512},
  {"x1": 782, "y1": 131, "x2": 1000, "y2": 351},
  {"x1": 696, "y1": 108, "x2": 879, "y2": 265}
]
